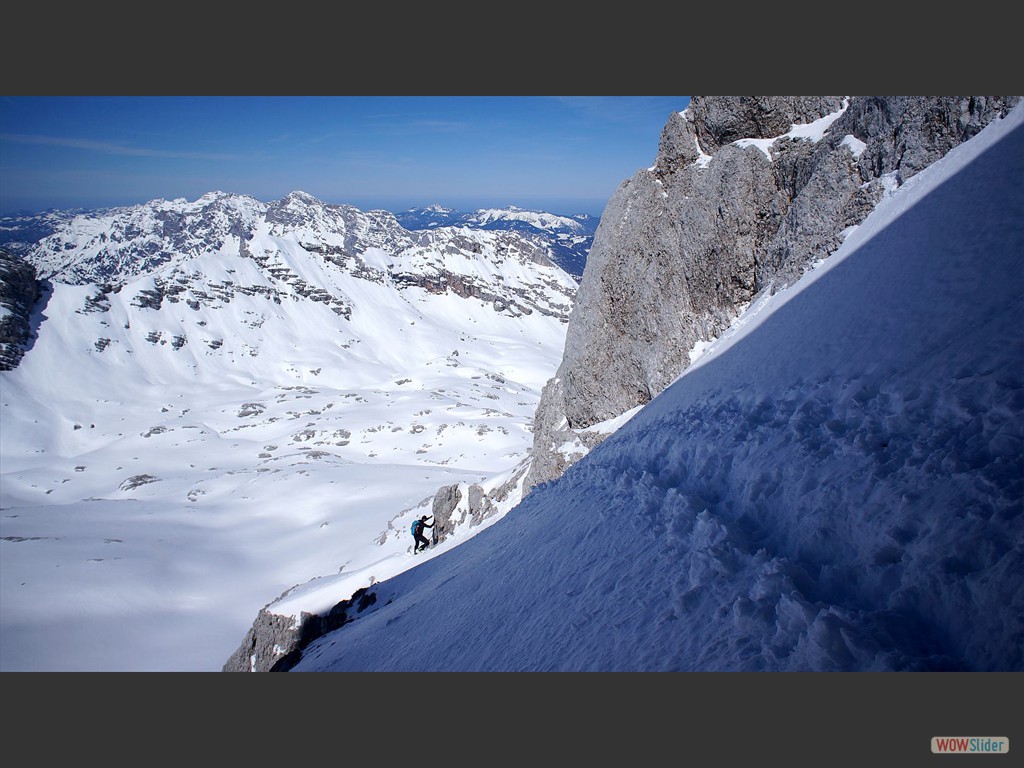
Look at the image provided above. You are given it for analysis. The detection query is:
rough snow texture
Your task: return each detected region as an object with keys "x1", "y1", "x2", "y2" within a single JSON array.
[
  {"x1": 525, "y1": 96, "x2": 1021, "y2": 491},
  {"x1": 288, "y1": 104, "x2": 1024, "y2": 672}
]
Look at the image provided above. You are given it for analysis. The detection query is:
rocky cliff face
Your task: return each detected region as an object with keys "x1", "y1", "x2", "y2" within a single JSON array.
[
  {"x1": 524, "y1": 95, "x2": 1021, "y2": 491},
  {"x1": 0, "y1": 251, "x2": 41, "y2": 370},
  {"x1": 223, "y1": 586, "x2": 378, "y2": 672}
]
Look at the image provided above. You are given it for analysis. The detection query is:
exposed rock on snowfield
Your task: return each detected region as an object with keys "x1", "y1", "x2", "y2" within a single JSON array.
[
  {"x1": 1, "y1": 192, "x2": 580, "y2": 672},
  {"x1": 687, "y1": 96, "x2": 846, "y2": 151},
  {"x1": 222, "y1": 586, "x2": 377, "y2": 672},
  {"x1": 0, "y1": 251, "x2": 41, "y2": 370},
  {"x1": 524, "y1": 95, "x2": 1021, "y2": 491},
  {"x1": 6, "y1": 191, "x2": 576, "y2": 324}
]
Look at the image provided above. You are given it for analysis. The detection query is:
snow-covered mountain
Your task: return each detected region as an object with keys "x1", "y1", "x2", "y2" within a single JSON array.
[
  {"x1": 0, "y1": 207, "x2": 88, "y2": 256},
  {"x1": 0, "y1": 191, "x2": 578, "y2": 671},
  {"x1": 395, "y1": 204, "x2": 598, "y2": 280},
  {"x1": 4, "y1": 99, "x2": 1021, "y2": 675},
  {"x1": 396, "y1": 203, "x2": 598, "y2": 236},
  {"x1": 279, "y1": 100, "x2": 1024, "y2": 672}
]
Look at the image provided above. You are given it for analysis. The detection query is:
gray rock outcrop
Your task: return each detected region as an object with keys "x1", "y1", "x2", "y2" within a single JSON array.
[
  {"x1": 0, "y1": 250, "x2": 42, "y2": 370},
  {"x1": 424, "y1": 479, "x2": 503, "y2": 546},
  {"x1": 524, "y1": 95, "x2": 1021, "y2": 491},
  {"x1": 223, "y1": 586, "x2": 378, "y2": 672},
  {"x1": 431, "y1": 483, "x2": 463, "y2": 541}
]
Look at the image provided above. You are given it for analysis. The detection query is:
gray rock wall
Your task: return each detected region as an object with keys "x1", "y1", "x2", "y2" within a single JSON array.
[
  {"x1": 524, "y1": 95, "x2": 1020, "y2": 492},
  {"x1": 0, "y1": 250, "x2": 41, "y2": 370},
  {"x1": 689, "y1": 96, "x2": 846, "y2": 151},
  {"x1": 431, "y1": 483, "x2": 462, "y2": 542}
]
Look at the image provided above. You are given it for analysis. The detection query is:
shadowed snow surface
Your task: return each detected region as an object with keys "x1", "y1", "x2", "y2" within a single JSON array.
[{"x1": 291, "y1": 105, "x2": 1024, "y2": 672}]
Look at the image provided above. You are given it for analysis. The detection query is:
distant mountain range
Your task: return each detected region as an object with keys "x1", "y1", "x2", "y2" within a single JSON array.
[
  {"x1": 0, "y1": 201, "x2": 597, "y2": 285},
  {"x1": 1, "y1": 190, "x2": 585, "y2": 376},
  {"x1": 394, "y1": 204, "x2": 598, "y2": 279}
]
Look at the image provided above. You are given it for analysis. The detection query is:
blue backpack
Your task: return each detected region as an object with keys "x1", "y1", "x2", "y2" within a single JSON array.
[{"x1": 411, "y1": 520, "x2": 420, "y2": 536}]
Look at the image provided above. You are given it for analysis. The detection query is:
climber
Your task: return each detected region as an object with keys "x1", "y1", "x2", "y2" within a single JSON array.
[{"x1": 411, "y1": 514, "x2": 434, "y2": 554}]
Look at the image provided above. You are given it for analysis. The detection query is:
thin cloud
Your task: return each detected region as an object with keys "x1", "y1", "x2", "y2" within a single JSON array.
[
  {"x1": 410, "y1": 119, "x2": 468, "y2": 132},
  {"x1": 1, "y1": 133, "x2": 243, "y2": 161},
  {"x1": 363, "y1": 114, "x2": 471, "y2": 133},
  {"x1": 306, "y1": 132, "x2": 342, "y2": 144},
  {"x1": 552, "y1": 96, "x2": 685, "y2": 124}
]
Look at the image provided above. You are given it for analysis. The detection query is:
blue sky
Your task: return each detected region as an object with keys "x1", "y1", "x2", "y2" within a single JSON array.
[{"x1": 0, "y1": 96, "x2": 689, "y2": 217}]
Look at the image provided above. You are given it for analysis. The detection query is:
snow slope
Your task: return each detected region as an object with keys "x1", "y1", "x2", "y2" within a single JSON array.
[
  {"x1": 0, "y1": 197, "x2": 577, "y2": 671},
  {"x1": 289, "y1": 102, "x2": 1024, "y2": 672}
]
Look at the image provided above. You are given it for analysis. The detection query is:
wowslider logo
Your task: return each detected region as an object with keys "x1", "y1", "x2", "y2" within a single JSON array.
[{"x1": 932, "y1": 737, "x2": 1009, "y2": 754}]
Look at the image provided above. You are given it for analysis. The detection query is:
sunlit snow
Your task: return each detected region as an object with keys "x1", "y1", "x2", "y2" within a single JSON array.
[{"x1": 0, "y1": 203, "x2": 576, "y2": 671}]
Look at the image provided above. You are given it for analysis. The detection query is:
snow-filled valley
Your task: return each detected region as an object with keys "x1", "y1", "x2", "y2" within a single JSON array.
[{"x1": 0, "y1": 197, "x2": 577, "y2": 671}]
